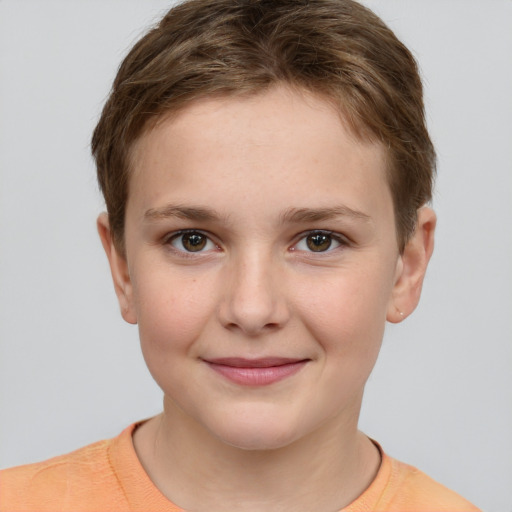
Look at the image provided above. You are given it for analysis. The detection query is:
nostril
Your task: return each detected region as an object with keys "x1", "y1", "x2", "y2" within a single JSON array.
[{"x1": 223, "y1": 320, "x2": 280, "y2": 335}]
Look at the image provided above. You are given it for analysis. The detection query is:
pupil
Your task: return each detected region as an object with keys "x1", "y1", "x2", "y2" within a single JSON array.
[
  {"x1": 183, "y1": 233, "x2": 206, "y2": 251},
  {"x1": 307, "y1": 233, "x2": 331, "y2": 252}
]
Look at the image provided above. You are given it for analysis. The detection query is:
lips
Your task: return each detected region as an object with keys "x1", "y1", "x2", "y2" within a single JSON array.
[{"x1": 204, "y1": 357, "x2": 309, "y2": 386}]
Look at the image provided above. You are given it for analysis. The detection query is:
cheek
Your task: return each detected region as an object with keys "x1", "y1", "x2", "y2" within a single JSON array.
[
  {"x1": 132, "y1": 270, "x2": 217, "y2": 362},
  {"x1": 292, "y1": 264, "x2": 392, "y2": 357}
]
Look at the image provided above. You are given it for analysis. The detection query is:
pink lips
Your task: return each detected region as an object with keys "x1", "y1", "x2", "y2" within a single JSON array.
[{"x1": 204, "y1": 357, "x2": 308, "y2": 386}]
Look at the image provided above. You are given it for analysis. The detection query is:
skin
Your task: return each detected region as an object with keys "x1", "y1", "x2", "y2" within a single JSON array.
[{"x1": 98, "y1": 85, "x2": 436, "y2": 511}]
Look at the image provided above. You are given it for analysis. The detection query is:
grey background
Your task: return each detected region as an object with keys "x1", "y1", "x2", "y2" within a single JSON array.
[{"x1": 1, "y1": 1, "x2": 511, "y2": 510}]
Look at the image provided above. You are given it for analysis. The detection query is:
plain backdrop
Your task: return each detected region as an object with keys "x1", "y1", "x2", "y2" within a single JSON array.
[{"x1": 0, "y1": 1, "x2": 511, "y2": 510}]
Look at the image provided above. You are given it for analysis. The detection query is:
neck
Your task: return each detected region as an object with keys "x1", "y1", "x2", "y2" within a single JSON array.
[{"x1": 133, "y1": 397, "x2": 380, "y2": 512}]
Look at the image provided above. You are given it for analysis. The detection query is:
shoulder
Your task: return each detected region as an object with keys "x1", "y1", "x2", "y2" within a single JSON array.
[
  {"x1": 0, "y1": 435, "x2": 127, "y2": 512},
  {"x1": 379, "y1": 456, "x2": 481, "y2": 512},
  {"x1": 344, "y1": 441, "x2": 481, "y2": 512}
]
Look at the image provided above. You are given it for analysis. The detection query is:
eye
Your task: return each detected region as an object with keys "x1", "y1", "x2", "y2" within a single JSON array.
[
  {"x1": 168, "y1": 231, "x2": 216, "y2": 253},
  {"x1": 294, "y1": 231, "x2": 344, "y2": 253}
]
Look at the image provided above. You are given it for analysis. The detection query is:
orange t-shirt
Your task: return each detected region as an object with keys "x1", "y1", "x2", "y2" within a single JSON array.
[{"x1": 0, "y1": 424, "x2": 480, "y2": 512}]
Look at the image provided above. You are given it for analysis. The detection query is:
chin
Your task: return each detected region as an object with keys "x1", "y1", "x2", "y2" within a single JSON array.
[
  {"x1": 209, "y1": 414, "x2": 305, "y2": 452},
  {"x1": 221, "y1": 432, "x2": 299, "y2": 452}
]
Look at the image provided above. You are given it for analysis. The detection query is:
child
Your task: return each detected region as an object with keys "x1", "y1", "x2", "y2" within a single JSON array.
[{"x1": 0, "y1": 0, "x2": 480, "y2": 510}]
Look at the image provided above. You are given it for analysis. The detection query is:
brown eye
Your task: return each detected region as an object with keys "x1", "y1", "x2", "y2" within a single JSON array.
[
  {"x1": 306, "y1": 233, "x2": 332, "y2": 252},
  {"x1": 181, "y1": 232, "x2": 207, "y2": 251},
  {"x1": 293, "y1": 231, "x2": 344, "y2": 254},
  {"x1": 171, "y1": 231, "x2": 213, "y2": 252}
]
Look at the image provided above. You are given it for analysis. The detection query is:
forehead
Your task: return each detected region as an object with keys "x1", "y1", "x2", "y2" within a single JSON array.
[
  {"x1": 127, "y1": 86, "x2": 391, "y2": 224},
  {"x1": 132, "y1": 86, "x2": 380, "y2": 165}
]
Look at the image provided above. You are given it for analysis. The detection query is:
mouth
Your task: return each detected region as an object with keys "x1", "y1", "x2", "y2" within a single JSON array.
[{"x1": 203, "y1": 357, "x2": 309, "y2": 386}]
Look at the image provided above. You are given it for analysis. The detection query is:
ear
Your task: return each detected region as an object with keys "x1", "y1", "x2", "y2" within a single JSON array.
[
  {"x1": 387, "y1": 207, "x2": 436, "y2": 323},
  {"x1": 97, "y1": 213, "x2": 137, "y2": 324}
]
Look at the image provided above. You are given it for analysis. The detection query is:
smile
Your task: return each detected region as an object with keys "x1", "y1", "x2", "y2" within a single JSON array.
[{"x1": 204, "y1": 357, "x2": 309, "y2": 386}]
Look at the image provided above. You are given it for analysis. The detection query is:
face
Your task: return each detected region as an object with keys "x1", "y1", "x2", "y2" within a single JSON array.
[{"x1": 100, "y1": 86, "x2": 433, "y2": 451}]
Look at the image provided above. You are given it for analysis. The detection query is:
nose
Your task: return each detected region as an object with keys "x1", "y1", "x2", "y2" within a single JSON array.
[{"x1": 218, "y1": 250, "x2": 290, "y2": 336}]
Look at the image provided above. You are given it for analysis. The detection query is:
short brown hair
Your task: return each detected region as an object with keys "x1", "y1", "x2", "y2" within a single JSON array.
[{"x1": 92, "y1": 0, "x2": 435, "y2": 253}]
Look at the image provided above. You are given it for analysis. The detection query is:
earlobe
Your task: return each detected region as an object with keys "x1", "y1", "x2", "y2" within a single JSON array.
[
  {"x1": 387, "y1": 207, "x2": 436, "y2": 323},
  {"x1": 97, "y1": 213, "x2": 138, "y2": 325}
]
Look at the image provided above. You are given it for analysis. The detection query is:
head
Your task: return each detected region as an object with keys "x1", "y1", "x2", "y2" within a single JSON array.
[
  {"x1": 92, "y1": 0, "x2": 435, "y2": 256},
  {"x1": 93, "y1": 0, "x2": 436, "y2": 451}
]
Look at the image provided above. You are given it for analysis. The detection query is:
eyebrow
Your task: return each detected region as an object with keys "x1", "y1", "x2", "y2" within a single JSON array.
[
  {"x1": 144, "y1": 205, "x2": 224, "y2": 222},
  {"x1": 143, "y1": 204, "x2": 371, "y2": 224},
  {"x1": 280, "y1": 206, "x2": 371, "y2": 224}
]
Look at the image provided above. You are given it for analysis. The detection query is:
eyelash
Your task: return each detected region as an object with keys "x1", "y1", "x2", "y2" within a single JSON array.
[
  {"x1": 163, "y1": 229, "x2": 349, "y2": 256},
  {"x1": 292, "y1": 230, "x2": 349, "y2": 254},
  {"x1": 164, "y1": 230, "x2": 219, "y2": 257}
]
